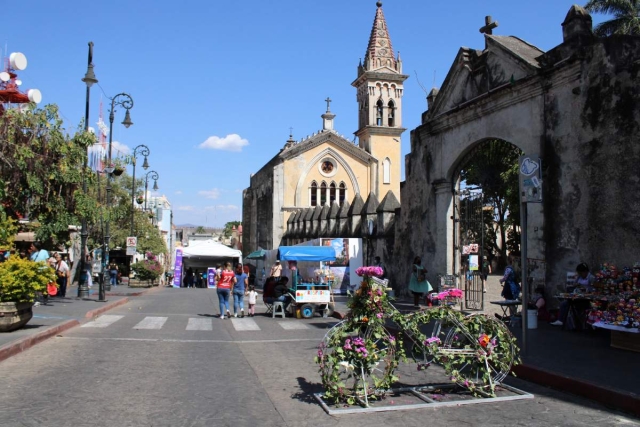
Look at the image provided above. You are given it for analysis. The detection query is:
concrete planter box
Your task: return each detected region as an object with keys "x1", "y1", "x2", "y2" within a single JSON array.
[{"x1": 0, "y1": 302, "x2": 34, "y2": 332}]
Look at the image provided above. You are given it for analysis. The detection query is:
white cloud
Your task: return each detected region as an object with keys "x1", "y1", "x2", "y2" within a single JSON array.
[
  {"x1": 216, "y1": 205, "x2": 239, "y2": 211},
  {"x1": 111, "y1": 140, "x2": 131, "y2": 156},
  {"x1": 175, "y1": 190, "x2": 183, "y2": 195},
  {"x1": 204, "y1": 204, "x2": 239, "y2": 211},
  {"x1": 177, "y1": 206, "x2": 194, "y2": 211},
  {"x1": 198, "y1": 134, "x2": 248, "y2": 152},
  {"x1": 198, "y1": 189, "x2": 221, "y2": 199}
]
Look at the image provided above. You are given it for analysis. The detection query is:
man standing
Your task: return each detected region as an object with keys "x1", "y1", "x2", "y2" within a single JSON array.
[{"x1": 270, "y1": 260, "x2": 282, "y2": 278}]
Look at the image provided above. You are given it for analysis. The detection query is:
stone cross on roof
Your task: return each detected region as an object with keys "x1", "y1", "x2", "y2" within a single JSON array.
[
  {"x1": 479, "y1": 15, "x2": 498, "y2": 35},
  {"x1": 325, "y1": 97, "x2": 332, "y2": 112}
]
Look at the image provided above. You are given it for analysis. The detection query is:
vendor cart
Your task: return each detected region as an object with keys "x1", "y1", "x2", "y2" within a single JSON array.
[{"x1": 278, "y1": 246, "x2": 336, "y2": 318}]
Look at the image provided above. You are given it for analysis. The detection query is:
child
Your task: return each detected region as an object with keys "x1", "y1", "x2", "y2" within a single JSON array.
[{"x1": 247, "y1": 285, "x2": 258, "y2": 317}]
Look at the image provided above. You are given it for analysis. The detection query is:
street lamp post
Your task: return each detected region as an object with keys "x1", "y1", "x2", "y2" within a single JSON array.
[
  {"x1": 78, "y1": 41, "x2": 98, "y2": 299},
  {"x1": 130, "y1": 145, "x2": 150, "y2": 236},
  {"x1": 101, "y1": 93, "x2": 134, "y2": 297},
  {"x1": 143, "y1": 170, "x2": 159, "y2": 212}
]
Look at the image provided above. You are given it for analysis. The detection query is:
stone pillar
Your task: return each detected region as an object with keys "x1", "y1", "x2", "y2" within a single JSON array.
[{"x1": 433, "y1": 180, "x2": 454, "y2": 279}]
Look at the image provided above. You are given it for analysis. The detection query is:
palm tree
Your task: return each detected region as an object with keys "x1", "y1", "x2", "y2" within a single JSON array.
[
  {"x1": 585, "y1": 0, "x2": 640, "y2": 36},
  {"x1": 195, "y1": 226, "x2": 206, "y2": 234}
]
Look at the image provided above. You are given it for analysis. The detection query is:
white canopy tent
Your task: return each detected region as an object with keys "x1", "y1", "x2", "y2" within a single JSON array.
[{"x1": 181, "y1": 240, "x2": 242, "y2": 261}]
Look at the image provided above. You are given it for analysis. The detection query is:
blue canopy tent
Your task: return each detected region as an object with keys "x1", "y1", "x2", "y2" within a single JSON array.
[{"x1": 278, "y1": 246, "x2": 336, "y2": 262}]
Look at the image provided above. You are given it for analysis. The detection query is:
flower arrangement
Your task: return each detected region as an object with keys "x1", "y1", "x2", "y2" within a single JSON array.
[{"x1": 355, "y1": 266, "x2": 384, "y2": 277}]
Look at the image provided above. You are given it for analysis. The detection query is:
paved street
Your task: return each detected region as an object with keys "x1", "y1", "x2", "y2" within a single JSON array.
[{"x1": 0, "y1": 287, "x2": 638, "y2": 427}]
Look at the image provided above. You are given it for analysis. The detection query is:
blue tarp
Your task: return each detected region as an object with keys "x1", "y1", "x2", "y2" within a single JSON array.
[{"x1": 277, "y1": 246, "x2": 336, "y2": 262}]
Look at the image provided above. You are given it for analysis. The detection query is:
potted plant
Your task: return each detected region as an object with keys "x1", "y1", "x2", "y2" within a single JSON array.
[
  {"x1": 136, "y1": 195, "x2": 144, "y2": 205},
  {"x1": 112, "y1": 160, "x2": 125, "y2": 176},
  {"x1": 0, "y1": 257, "x2": 56, "y2": 332}
]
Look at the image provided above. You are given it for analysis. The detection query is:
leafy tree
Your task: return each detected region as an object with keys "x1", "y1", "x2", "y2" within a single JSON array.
[
  {"x1": 460, "y1": 140, "x2": 522, "y2": 267},
  {"x1": 0, "y1": 104, "x2": 96, "y2": 245},
  {"x1": 585, "y1": 0, "x2": 640, "y2": 36},
  {"x1": 195, "y1": 226, "x2": 206, "y2": 234},
  {"x1": 222, "y1": 221, "x2": 241, "y2": 238}
]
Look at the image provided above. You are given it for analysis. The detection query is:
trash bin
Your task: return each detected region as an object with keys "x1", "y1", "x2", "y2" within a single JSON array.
[{"x1": 527, "y1": 309, "x2": 538, "y2": 329}]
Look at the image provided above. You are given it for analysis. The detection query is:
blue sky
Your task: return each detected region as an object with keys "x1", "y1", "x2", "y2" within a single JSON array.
[{"x1": 1, "y1": 1, "x2": 606, "y2": 227}]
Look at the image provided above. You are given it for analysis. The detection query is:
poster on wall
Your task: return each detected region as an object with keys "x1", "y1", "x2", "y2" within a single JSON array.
[
  {"x1": 469, "y1": 255, "x2": 479, "y2": 271},
  {"x1": 173, "y1": 249, "x2": 183, "y2": 288},
  {"x1": 320, "y1": 238, "x2": 363, "y2": 294}
]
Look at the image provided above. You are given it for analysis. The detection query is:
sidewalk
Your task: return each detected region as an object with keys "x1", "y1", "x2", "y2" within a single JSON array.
[
  {"x1": 0, "y1": 284, "x2": 156, "y2": 363},
  {"x1": 331, "y1": 290, "x2": 640, "y2": 417}
]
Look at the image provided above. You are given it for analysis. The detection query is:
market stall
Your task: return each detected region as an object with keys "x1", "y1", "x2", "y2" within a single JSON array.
[{"x1": 580, "y1": 263, "x2": 640, "y2": 352}]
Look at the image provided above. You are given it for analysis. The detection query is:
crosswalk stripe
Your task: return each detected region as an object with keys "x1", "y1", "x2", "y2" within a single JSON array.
[
  {"x1": 82, "y1": 315, "x2": 124, "y2": 328},
  {"x1": 133, "y1": 316, "x2": 168, "y2": 330},
  {"x1": 230, "y1": 318, "x2": 260, "y2": 331},
  {"x1": 186, "y1": 318, "x2": 213, "y2": 331},
  {"x1": 278, "y1": 321, "x2": 309, "y2": 330}
]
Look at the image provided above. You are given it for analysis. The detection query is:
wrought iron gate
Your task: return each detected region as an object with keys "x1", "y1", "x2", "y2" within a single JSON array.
[{"x1": 453, "y1": 189, "x2": 485, "y2": 311}]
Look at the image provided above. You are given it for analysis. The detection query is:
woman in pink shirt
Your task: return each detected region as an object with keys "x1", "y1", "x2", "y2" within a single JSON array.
[{"x1": 217, "y1": 262, "x2": 236, "y2": 319}]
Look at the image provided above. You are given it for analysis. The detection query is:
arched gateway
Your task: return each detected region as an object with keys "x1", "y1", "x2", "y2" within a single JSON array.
[{"x1": 393, "y1": 6, "x2": 640, "y2": 299}]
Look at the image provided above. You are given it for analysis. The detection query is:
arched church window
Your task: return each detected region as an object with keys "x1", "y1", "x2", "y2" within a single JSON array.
[
  {"x1": 383, "y1": 158, "x2": 391, "y2": 184},
  {"x1": 310, "y1": 181, "x2": 317, "y2": 207},
  {"x1": 376, "y1": 99, "x2": 384, "y2": 126},
  {"x1": 329, "y1": 182, "x2": 337, "y2": 204},
  {"x1": 320, "y1": 181, "x2": 327, "y2": 206},
  {"x1": 339, "y1": 182, "x2": 347, "y2": 205},
  {"x1": 387, "y1": 100, "x2": 395, "y2": 127}
]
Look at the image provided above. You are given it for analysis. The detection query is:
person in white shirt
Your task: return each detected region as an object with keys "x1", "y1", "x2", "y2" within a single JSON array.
[
  {"x1": 54, "y1": 253, "x2": 70, "y2": 298},
  {"x1": 270, "y1": 260, "x2": 282, "y2": 278},
  {"x1": 247, "y1": 285, "x2": 258, "y2": 317}
]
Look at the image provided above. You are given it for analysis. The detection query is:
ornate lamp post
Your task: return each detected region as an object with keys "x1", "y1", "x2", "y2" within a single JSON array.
[
  {"x1": 78, "y1": 41, "x2": 98, "y2": 299},
  {"x1": 101, "y1": 93, "x2": 133, "y2": 296},
  {"x1": 130, "y1": 145, "x2": 150, "y2": 236},
  {"x1": 143, "y1": 170, "x2": 160, "y2": 212}
]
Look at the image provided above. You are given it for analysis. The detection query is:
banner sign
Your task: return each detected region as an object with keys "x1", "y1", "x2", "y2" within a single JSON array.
[
  {"x1": 173, "y1": 249, "x2": 183, "y2": 288},
  {"x1": 207, "y1": 268, "x2": 217, "y2": 288},
  {"x1": 295, "y1": 289, "x2": 331, "y2": 303}
]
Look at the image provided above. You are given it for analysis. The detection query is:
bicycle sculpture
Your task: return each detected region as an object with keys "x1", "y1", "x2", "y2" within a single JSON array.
[{"x1": 315, "y1": 267, "x2": 520, "y2": 407}]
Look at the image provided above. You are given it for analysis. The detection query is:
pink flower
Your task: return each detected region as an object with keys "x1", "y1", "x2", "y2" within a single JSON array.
[
  {"x1": 376, "y1": 312, "x2": 383, "y2": 318},
  {"x1": 425, "y1": 337, "x2": 441, "y2": 345}
]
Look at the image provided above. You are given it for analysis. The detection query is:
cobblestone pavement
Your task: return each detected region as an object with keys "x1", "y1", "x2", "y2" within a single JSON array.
[{"x1": 0, "y1": 287, "x2": 637, "y2": 427}]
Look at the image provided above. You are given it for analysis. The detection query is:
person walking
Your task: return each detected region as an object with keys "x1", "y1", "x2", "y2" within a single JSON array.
[
  {"x1": 408, "y1": 256, "x2": 432, "y2": 309},
  {"x1": 233, "y1": 263, "x2": 249, "y2": 318},
  {"x1": 247, "y1": 285, "x2": 258, "y2": 317},
  {"x1": 54, "y1": 253, "x2": 70, "y2": 298},
  {"x1": 217, "y1": 262, "x2": 236, "y2": 319},
  {"x1": 270, "y1": 260, "x2": 282, "y2": 278},
  {"x1": 185, "y1": 267, "x2": 194, "y2": 288}
]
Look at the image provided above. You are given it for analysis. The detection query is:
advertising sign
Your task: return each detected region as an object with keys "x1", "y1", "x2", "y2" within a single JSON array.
[
  {"x1": 519, "y1": 156, "x2": 543, "y2": 203},
  {"x1": 207, "y1": 267, "x2": 217, "y2": 288},
  {"x1": 173, "y1": 249, "x2": 183, "y2": 288}
]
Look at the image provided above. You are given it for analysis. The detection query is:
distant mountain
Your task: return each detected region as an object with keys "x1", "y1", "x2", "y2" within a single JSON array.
[{"x1": 175, "y1": 223, "x2": 200, "y2": 228}]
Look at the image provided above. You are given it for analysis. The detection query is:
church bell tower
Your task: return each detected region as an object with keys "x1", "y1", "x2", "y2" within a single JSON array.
[{"x1": 352, "y1": 1, "x2": 408, "y2": 200}]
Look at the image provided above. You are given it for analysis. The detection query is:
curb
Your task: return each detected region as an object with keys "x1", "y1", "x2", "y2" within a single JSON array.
[
  {"x1": 334, "y1": 309, "x2": 639, "y2": 416},
  {"x1": 513, "y1": 364, "x2": 640, "y2": 417},
  {"x1": 85, "y1": 297, "x2": 130, "y2": 319},
  {"x1": 0, "y1": 319, "x2": 80, "y2": 363}
]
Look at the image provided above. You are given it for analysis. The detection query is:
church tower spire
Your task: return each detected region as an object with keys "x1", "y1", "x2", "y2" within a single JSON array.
[{"x1": 352, "y1": 1, "x2": 407, "y2": 201}]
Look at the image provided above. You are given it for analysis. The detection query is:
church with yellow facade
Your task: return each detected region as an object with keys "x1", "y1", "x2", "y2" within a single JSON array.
[{"x1": 242, "y1": 1, "x2": 407, "y2": 252}]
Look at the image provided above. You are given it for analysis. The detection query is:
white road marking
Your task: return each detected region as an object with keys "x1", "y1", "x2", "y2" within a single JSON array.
[
  {"x1": 230, "y1": 318, "x2": 260, "y2": 331},
  {"x1": 133, "y1": 316, "x2": 168, "y2": 330},
  {"x1": 62, "y1": 336, "x2": 324, "y2": 343},
  {"x1": 278, "y1": 321, "x2": 309, "y2": 330},
  {"x1": 186, "y1": 318, "x2": 213, "y2": 331},
  {"x1": 81, "y1": 315, "x2": 124, "y2": 328}
]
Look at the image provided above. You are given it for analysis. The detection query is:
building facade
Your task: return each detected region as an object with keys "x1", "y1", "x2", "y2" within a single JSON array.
[{"x1": 242, "y1": 2, "x2": 406, "y2": 254}]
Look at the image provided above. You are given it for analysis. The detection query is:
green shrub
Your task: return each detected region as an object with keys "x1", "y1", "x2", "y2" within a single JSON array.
[
  {"x1": 0, "y1": 258, "x2": 57, "y2": 302},
  {"x1": 131, "y1": 254, "x2": 162, "y2": 282}
]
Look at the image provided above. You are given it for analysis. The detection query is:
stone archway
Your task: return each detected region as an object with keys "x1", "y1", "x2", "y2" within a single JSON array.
[{"x1": 449, "y1": 138, "x2": 523, "y2": 309}]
